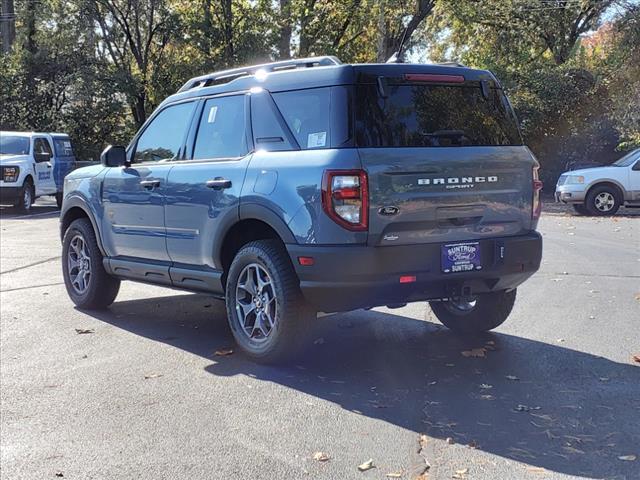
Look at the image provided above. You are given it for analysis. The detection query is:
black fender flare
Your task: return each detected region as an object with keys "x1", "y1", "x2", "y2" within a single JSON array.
[
  {"x1": 212, "y1": 203, "x2": 296, "y2": 268},
  {"x1": 60, "y1": 195, "x2": 107, "y2": 256}
]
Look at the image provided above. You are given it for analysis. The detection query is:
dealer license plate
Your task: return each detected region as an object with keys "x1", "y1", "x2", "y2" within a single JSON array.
[{"x1": 441, "y1": 242, "x2": 482, "y2": 273}]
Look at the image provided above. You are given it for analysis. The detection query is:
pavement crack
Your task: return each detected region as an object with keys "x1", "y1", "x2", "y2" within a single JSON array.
[
  {"x1": 0, "y1": 256, "x2": 61, "y2": 275},
  {"x1": 0, "y1": 282, "x2": 64, "y2": 293}
]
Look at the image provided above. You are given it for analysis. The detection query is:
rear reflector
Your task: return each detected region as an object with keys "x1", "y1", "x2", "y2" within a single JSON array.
[
  {"x1": 404, "y1": 74, "x2": 465, "y2": 83},
  {"x1": 298, "y1": 256, "x2": 315, "y2": 266},
  {"x1": 399, "y1": 275, "x2": 416, "y2": 284}
]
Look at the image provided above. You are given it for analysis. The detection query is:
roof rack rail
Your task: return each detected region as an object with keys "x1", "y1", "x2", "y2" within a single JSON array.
[
  {"x1": 177, "y1": 56, "x2": 342, "y2": 93},
  {"x1": 434, "y1": 61, "x2": 467, "y2": 68}
]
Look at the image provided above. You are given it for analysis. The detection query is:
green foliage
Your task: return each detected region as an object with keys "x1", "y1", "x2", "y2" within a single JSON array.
[{"x1": 0, "y1": 0, "x2": 637, "y2": 170}]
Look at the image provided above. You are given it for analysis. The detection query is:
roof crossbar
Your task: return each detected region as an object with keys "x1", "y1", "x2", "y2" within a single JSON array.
[{"x1": 177, "y1": 56, "x2": 342, "y2": 93}]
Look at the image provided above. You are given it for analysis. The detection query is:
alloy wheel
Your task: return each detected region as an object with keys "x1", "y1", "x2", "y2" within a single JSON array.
[
  {"x1": 594, "y1": 192, "x2": 615, "y2": 212},
  {"x1": 68, "y1": 234, "x2": 92, "y2": 294},
  {"x1": 235, "y1": 263, "x2": 277, "y2": 342}
]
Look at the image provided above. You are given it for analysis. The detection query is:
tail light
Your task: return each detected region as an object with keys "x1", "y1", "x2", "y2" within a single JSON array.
[
  {"x1": 322, "y1": 170, "x2": 368, "y2": 231},
  {"x1": 532, "y1": 167, "x2": 543, "y2": 220}
]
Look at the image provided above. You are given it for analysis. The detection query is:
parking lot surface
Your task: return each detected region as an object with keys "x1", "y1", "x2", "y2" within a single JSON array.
[{"x1": 1, "y1": 201, "x2": 639, "y2": 480}]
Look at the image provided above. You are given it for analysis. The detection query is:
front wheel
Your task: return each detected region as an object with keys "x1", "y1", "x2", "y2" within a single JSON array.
[
  {"x1": 15, "y1": 179, "x2": 34, "y2": 213},
  {"x1": 62, "y1": 218, "x2": 120, "y2": 309},
  {"x1": 429, "y1": 289, "x2": 517, "y2": 334},
  {"x1": 225, "y1": 240, "x2": 314, "y2": 364},
  {"x1": 585, "y1": 185, "x2": 620, "y2": 216}
]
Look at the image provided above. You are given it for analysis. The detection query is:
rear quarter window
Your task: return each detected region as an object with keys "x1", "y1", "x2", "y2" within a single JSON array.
[
  {"x1": 355, "y1": 83, "x2": 522, "y2": 148},
  {"x1": 272, "y1": 88, "x2": 331, "y2": 150}
]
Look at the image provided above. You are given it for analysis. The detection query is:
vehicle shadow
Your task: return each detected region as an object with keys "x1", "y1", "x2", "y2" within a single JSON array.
[
  {"x1": 0, "y1": 202, "x2": 60, "y2": 219},
  {"x1": 85, "y1": 294, "x2": 640, "y2": 479}
]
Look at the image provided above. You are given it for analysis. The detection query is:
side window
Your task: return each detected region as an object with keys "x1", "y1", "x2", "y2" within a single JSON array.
[
  {"x1": 134, "y1": 102, "x2": 195, "y2": 163},
  {"x1": 192, "y1": 95, "x2": 248, "y2": 160},
  {"x1": 53, "y1": 138, "x2": 75, "y2": 156},
  {"x1": 33, "y1": 138, "x2": 53, "y2": 161},
  {"x1": 273, "y1": 87, "x2": 331, "y2": 149}
]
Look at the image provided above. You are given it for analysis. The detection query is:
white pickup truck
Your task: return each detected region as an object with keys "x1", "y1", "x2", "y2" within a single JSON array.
[
  {"x1": 555, "y1": 148, "x2": 640, "y2": 215},
  {"x1": 0, "y1": 131, "x2": 77, "y2": 213}
]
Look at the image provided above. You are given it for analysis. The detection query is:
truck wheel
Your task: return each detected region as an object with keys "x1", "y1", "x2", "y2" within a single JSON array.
[
  {"x1": 62, "y1": 218, "x2": 120, "y2": 309},
  {"x1": 225, "y1": 240, "x2": 314, "y2": 364},
  {"x1": 429, "y1": 289, "x2": 517, "y2": 334},
  {"x1": 585, "y1": 185, "x2": 620, "y2": 216},
  {"x1": 572, "y1": 204, "x2": 589, "y2": 216},
  {"x1": 55, "y1": 192, "x2": 63, "y2": 209},
  {"x1": 15, "y1": 179, "x2": 34, "y2": 213}
]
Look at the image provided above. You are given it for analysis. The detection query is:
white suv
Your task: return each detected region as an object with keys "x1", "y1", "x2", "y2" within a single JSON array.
[
  {"x1": 556, "y1": 148, "x2": 640, "y2": 215},
  {"x1": 0, "y1": 131, "x2": 77, "y2": 212}
]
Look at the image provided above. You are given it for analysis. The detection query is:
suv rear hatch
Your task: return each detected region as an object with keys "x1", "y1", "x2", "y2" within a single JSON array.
[{"x1": 353, "y1": 65, "x2": 539, "y2": 246}]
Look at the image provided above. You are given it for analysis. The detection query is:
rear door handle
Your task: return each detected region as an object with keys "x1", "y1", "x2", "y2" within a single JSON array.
[
  {"x1": 206, "y1": 178, "x2": 232, "y2": 190},
  {"x1": 140, "y1": 179, "x2": 161, "y2": 189}
]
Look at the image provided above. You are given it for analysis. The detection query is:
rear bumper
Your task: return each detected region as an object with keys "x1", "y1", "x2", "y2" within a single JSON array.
[
  {"x1": 0, "y1": 186, "x2": 20, "y2": 205},
  {"x1": 287, "y1": 232, "x2": 542, "y2": 312}
]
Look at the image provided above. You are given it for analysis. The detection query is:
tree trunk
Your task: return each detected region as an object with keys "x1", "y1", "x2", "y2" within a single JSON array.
[
  {"x1": 1, "y1": 0, "x2": 16, "y2": 53},
  {"x1": 376, "y1": 0, "x2": 386, "y2": 62},
  {"x1": 221, "y1": 0, "x2": 234, "y2": 64},
  {"x1": 277, "y1": 0, "x2": 291, "y2": 59}
]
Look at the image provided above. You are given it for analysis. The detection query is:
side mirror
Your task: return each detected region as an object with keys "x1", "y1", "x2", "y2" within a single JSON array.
[{"x1": 100, "y1": 145, "x2": 127, "y2": 167}]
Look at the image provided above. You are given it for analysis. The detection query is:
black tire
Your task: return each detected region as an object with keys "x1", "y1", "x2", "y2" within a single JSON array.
[
  {"x1": 572, "y1": 204, "x2": 589, "y2": 216},
  {"x1": 585, "y1": 185, "x2": 620, "y2": 216},
  {"x1": 225, "y1": 239, "x2": 315, "y2": 364},
  {"x1": 55, "y1": 192, "x2": 63, "y2": 209},
  {"x1": 62, "y1": 218, "x2": 120, "y2": 309},
  {"x1": 15, "y1": 178, "x2": 34, "y2": 213},
  {"x1": 429, "y1": 289, "x2": 517, "y2": 334}
]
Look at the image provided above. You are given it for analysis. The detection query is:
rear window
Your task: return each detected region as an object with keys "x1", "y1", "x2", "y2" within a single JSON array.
[
  {"x1": 53, "y1": 138, "x2": 75, "y2": 156},
  {"x1": 355, "y1": 84, "x2": 522, "y2": 147}
]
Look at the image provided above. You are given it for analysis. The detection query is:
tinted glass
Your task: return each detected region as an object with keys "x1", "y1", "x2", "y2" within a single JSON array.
[
  {"x1": 193, "y1": 95, "x2": 247, "y2": 159},
  {"x1": 53, "y1": 138, "x2": 75, "y2": 156},
  {"x1": 355, "y1": 84, "x2": 522, "y2": 147},
  {"x1": 134, "y1": 102, "x2": 195, "y2": 163},
  {"x1": 273, "y1": 88, "x2": 331, "y2": 149},
  {"x1": 34, "y1": 138, "x2": 53, "y2": 157},
  {"x1": 0, "y1": 136, "x2": 30, "y2": 155}
]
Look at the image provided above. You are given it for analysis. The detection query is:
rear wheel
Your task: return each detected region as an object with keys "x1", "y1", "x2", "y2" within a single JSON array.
[
  {"x1": 585, "y1": 185, "x2": 620, "y2": 216},
  {"x1": 15, "y1": 179, "x2": 34, "y2": 213},
  {"x1": 429, "y1": 289, "x2": 517, "y2": 334},
  {"x1": 62, "y1": 218, "x2": 120, "y2": 309},
  {"x1": 225, "y1": 240, "x2": 314, "y2": 364},
  {"x1": 572, "y1": 203, "x2": 589, "y2": 215}
]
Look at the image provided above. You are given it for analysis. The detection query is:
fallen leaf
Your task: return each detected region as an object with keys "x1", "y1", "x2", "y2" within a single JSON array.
[
  {"x1": 479, "y1": 383, "x2": 493, "y2": 389},
  {"x1": 214, "y1": 348, "x2": 234, "y2": 356},
  {"x1": 74, "y1": 328, "x2": 94, "y2": 334},
  {"x1": 357, "y1": 459, "x2": 375, "y2": 472},
  {"x1": 467, "y1": 440, "x2": 479, "y2": 449},
  {"x1": 144, "y1": 373, "x2": 163, "y2": 379},
  {"x1": 461, "y1": 348, "x2": 486, "y2": 358},
  {"x1": 385, "y1": 472, "x2": 403, "y2": 478},
  {"x1": 446, "y1": 437, "x2": 455, "y2": 445},
  {"x1": 55, "y1": 473, "x2": 64, "y2": 478},
  {"x1": 313, "y1": 451, "x2": 329, "y2": 462},
  {"x1": 526, "y1": 466, "x2": 547, "y2": 474},
  {"x1": 557, "y1": 338, "x2": 565, "y2": 343},
  {"x1": 313, "y1": 337, "x2": 325, "y2": 345},
  {"x1": 632, "y1": 354, "x2": 640, "y2": 364},
  {"x1": 618, "y1": 455, "x2": 637, "y2": 461},
  {"x1": 479, "y1": 394, "x2": 495, "y2": 400},
  {"x1": 505, "y1": 375, "x2": 520, "y2": 381}
]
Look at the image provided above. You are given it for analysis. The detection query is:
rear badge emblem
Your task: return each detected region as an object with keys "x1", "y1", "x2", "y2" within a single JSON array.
[{"x1": 378, "y1": 206, "x2": 399, "y2": 216}]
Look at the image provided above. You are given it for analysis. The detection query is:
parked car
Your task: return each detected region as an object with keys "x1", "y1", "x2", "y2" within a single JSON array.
[
  {"x1": 556, "y1": 148, "x2": 640, "y2": 215},
  {"x1": 0, "y1": 131, "x2": 77, "y2": 212},
  {"x1": 60, "y1": 56, "x2": 543, "y2": 363}
]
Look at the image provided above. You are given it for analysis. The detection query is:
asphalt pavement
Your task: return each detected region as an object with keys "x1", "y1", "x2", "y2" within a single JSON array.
[{"x1": 1, "y1": 200, "x2": 639, "y2": 480}]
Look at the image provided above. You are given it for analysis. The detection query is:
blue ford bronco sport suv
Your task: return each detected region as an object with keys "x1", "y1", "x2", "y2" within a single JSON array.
[{"x1": 60, "y1": 56, "x2": 543, "y2": 363}]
